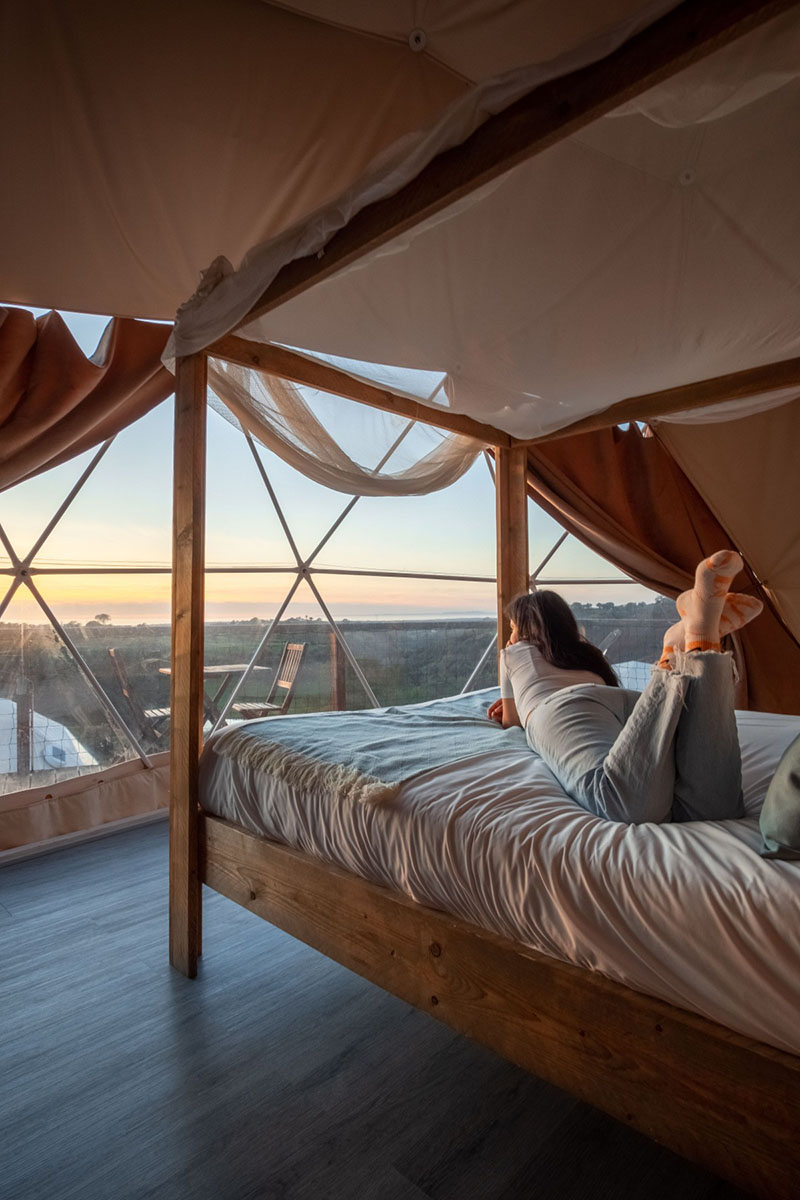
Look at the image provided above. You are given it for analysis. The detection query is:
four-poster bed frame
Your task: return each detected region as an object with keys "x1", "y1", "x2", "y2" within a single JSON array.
[{"x1": 168, "y1": 2, "x2": 800, "y2": 1196}]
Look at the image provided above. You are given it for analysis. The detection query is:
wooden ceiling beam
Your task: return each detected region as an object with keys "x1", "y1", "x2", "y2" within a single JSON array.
[
  {"x1": 207, "y1": 334, "x2": 513, "y2": 447},
  {"x1": 522, "y1": 356, "x2": 800, "y2": 443},
  {"x1": 208, "y1": 340, "x2": 800, "y2": 448},
  {"x1": 239, "y1": 0, "x2": 795, "y2": 327}
]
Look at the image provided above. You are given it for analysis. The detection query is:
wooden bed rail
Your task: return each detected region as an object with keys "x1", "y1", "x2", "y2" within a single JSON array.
[{"x1": 202, "y1": 814, "x2": 800, "y2": 1200}]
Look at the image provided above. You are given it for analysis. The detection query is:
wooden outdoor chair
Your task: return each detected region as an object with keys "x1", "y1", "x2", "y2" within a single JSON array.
[
  {"x1": 231, "y1": 642, "x2": 307, "y2": 720},
  {"x1": 108, "y1": 647, "x2": 170, "y2": 742}
]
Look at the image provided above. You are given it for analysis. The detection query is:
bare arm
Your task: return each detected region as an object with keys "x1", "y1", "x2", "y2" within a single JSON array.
[
  {"x1": 487, "y1": 696, "x2": 522, "y2": 728},
  {"x1": 488, "y1": 631, "x2": 523, "y2": 728}
]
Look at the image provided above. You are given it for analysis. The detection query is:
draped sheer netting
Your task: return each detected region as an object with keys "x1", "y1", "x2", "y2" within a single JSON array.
[{"x1": 207, "y1": 358, "x2": 481, "y2": 497}]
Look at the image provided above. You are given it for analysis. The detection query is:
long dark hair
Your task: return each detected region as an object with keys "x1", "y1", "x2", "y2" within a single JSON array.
[{"x1": 507, "y1": 590, "x2": 619, "y2": 687}]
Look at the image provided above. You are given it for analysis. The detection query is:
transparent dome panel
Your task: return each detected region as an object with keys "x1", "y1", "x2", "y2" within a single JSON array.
[
  {"x1": 204, "y1": 574, "x2": 338, "y2": 718},
  {"x1": 0, "y1": 450, "x2": 98, "y2": 556},
  {"x1": 317, "y1": 455, "x2": 496, "y2": 577},
  {"x1": 205, "y1": 399, "x2": 363, "y2": 564},
  {"x1": 33, "y1": 401, "x2": 174, "y2": 569},
  {"x1": 317, "y1": 575, "x2": 498, "y2": 708},
  {"x1": 0, "y1": 584, "x2": 142, "y2": 794}
]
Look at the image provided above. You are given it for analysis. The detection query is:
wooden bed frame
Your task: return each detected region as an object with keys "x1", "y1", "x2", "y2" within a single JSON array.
[
  {"x1": 169, "y1": 5, "x2": 800, "y2": 1197},
  {"x1": 202, "y1": 815, "x2": 800, "y2": 1199}
]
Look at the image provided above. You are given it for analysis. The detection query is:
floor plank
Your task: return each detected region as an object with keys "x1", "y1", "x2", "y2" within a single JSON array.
[{"x1": 0, "y1": 824, "x2": 754, "y2": 1199}]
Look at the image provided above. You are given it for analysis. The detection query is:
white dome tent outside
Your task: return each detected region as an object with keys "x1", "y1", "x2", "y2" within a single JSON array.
[{"x1": 0, "y1": 697, "x2": 97, "y2": 774}]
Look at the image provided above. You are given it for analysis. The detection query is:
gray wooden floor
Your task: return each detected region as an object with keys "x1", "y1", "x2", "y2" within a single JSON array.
[{"x1": 0, "y1": 824, "x2": 752, "y2": 1200}]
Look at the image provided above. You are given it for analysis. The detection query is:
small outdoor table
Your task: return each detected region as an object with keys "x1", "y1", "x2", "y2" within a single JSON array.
[{"x1": 159, "y1": 664, "x2": 272, "y2": 725}]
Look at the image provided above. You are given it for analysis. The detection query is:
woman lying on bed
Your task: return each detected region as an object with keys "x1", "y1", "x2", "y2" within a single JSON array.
[{"x1": 488, "y1": 551, "x2": 763, "y2": 824}]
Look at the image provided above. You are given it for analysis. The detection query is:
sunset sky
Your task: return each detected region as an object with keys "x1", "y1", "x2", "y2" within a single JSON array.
[{"x1": 1, "y1": 308, "x2": 652, "y2": 624}]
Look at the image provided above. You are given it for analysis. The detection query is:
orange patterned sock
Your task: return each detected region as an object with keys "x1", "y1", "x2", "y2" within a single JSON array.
[
  {"x1": 677, "y1": 550, "x2": 743, "y2": 652},
  {"x1": 720, "y1": 591, "x2": 763, "y2": 635},
  {"x1": 659, "y1": 587, "x2": 763, "y2": 667}
]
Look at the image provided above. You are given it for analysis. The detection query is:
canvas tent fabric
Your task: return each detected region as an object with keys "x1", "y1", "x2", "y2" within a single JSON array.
[
  {"x1": 0, "y1": 308, "x2": 173, "y2": 493},
  {"x1": 656, "y1": 398, "x2": 800, "y2": 644},
  {"x1": 169, "y1": 5, "x2": 800, "y2": 443},
  {"x1": 161, "y1": 3, "x2": 800, "y2": 655},
  {"x1": 525, "y1": 424, "x2": 800, "y2": 715},
  {"x1": 0, "y1": 754, "x2": 169, "y2": 853},
  {"x1": 1, "y1": 0, "x2": 675, "y2": 322},
  {"x1": 166, "y1": 0, "x2": 681, "y2": 361}
]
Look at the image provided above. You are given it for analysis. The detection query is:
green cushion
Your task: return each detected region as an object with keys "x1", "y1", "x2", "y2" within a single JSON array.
[{"x1": 760, "y1": 732, "x2": 800, "y2": 860}]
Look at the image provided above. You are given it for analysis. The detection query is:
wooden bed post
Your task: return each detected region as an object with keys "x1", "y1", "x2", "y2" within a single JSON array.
[
  {"x1": 495, "y1": 444, "x2": 529, "y2": 659},
  {"x1": 169, "y1": 351, "x2": 207, "y2": 977}
]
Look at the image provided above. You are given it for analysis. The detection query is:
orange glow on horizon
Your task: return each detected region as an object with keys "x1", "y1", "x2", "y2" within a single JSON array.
[
  {"x1": 6, "y1": 571, "x2": 499, "y2": 625},
  {"x1": 3, "y1": 568, "x2": 652, "y2": 627}
]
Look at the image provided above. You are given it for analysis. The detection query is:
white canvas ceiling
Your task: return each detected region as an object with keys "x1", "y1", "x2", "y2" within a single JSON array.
[
  {"x1": 172, "y1": 5, "x2": 800, "y2": 439},
  {"x1": 1, "y1": 0, "x2": 668, "y2": 321}
]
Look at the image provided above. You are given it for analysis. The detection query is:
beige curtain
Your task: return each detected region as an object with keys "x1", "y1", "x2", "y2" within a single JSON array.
[
  {"x1": 0, "y1": 308, "x2": 174, "y2": 492},
  {"x1": 656, "y1": 399, "x2": 800, "y2": 649},
  {"x1": 525, "y1": 424, "x2": 800, "y2": 715}
]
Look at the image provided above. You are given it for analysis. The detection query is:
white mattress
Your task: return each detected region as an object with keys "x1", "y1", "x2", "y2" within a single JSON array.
[{"x1": 199, "y1": 691, "x2": 800, "y2": 1056}]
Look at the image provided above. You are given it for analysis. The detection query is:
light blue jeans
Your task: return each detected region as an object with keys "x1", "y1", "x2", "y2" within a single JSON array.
[{"x1": 525, "y1": 651, "x2": 743, "y2": 824}]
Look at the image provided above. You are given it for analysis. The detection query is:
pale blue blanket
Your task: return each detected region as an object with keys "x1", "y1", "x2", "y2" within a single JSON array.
[{"x1": 210, "y1": 689, "x2": 526, "y2": 804}]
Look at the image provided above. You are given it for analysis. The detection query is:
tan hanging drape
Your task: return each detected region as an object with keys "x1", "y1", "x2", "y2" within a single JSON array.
[
  {"x1": 655, "y1": 399, "x2": 800, "y2": 650},
  {"x1": 0, "y1": 308, "x2": 174, "y2": 492},
  {"x1": 525, "y1": 424, "x2": 800, "y2": 715}
]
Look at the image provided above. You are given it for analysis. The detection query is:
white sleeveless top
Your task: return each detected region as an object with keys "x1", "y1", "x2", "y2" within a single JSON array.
[{"x1": 500, "y1": 640, "x2": 606, "y2": 727}]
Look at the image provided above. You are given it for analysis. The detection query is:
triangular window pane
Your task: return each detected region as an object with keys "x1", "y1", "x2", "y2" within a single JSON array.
[
  {"x1": 318, "y1": 456, "x2": 495, "y2": 577},
  {"x1": 0, "y1": 452, "x2": 97, "y2": 556},
  {"x1": 36, "y1": 401, "x2": 174, "y2": 568},
  {"x1": 204, "y1": 569, "x2": 298, "y2": 626},
  {"x1": 204, "y1": 569, "x2": 299, "y2": 717},
  {"x1": 206, "y1": 409, "x2": 298, "y2": 568},
  {"x1": 237, "y1": 439, "x2": 365, "y2": 566},
  {"x1": 203, "y1": 574, "x2": 364, "y2": 718},
  {"x1": 0, "y1": 585, "x2": 138, "y2": 794},
  {"x1": 535, "y1": 535, "x2": 630, "y2": 584},
  {"x1": 316, "y1": 575, "x2": 497, "y2": 705}
]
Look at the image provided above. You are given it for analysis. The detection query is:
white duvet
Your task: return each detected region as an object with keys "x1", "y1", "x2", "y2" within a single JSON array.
[{"x1": 200, "y1": 692, "x2": 800, "y2": 1056}]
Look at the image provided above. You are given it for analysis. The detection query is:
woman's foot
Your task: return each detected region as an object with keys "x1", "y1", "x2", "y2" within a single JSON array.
[
  {"x1": 658, "y1": 590, "x2": 764, "y2": 666},
  {"x1": 720, "y1": 591, "x2": 764, "y2": 635},
  {"x1": 676, "y1": 551, "x2": 745, "y2": 652}
]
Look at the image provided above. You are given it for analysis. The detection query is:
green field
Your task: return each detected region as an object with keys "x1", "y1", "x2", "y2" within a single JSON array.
[{"x1": 1, "y1": 604, "x2": 672, "y2": 774}]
